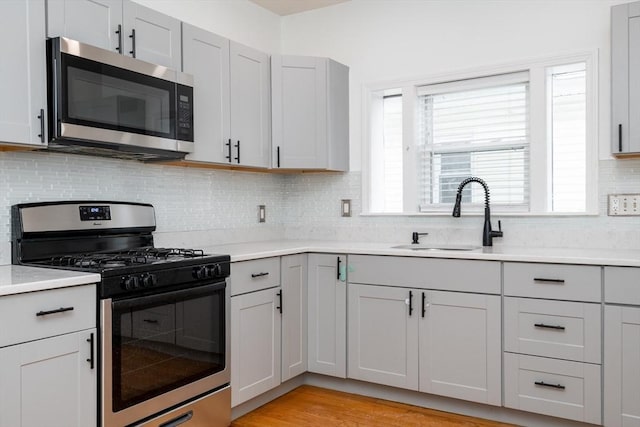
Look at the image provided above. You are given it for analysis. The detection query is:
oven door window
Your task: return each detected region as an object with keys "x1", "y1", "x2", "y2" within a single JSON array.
[
  {"x1": 111, "y1": 283, "x2": 225, "y2": 412},
  {"x1": 61, "y1": 53, "x2": 175, "y2": 139}
]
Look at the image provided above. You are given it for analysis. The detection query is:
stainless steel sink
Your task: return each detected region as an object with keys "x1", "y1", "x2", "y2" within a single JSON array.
[{"x1": 391, "y1": 244, "x2": 482, "y2": 251}]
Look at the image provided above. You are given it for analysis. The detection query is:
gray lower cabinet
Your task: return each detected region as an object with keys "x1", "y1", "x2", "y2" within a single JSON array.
[
  {"x1": 231, "y1": 286, "x2": 281, "y2": 407},
  {"x1": 230, "y1": 255, "x2": 306, "y2": 407},
  {"x1": 347, "y1": 255, "x2": 502, "y2": 406},
  {"x1": 0, "y1": 0, "x2": 47, "y2": 148},
  {"x1": 503, "y1": 262, "x2": 602, "y2": 424},
  {"x1": 0, "y1": 284, "x2": 97, "y2": 427},
  {"x1": 612, "y1": 1, "x2": 640, "y2": 155},
  {"x1": 604, "y1": 266, "x2": 640, "y2": 427},
  {"x1": 0, "y1": 330, "x2": 97, "y2": 427},
  {"x1": 348, "y1": 283, "x2": 419, "y2": 390},
  {"x1": 281, "y1": 254, "x2": 308, "y2": 382},
  {"x1": 307, "y1": 253, "x2": 347, "y2": 378}
]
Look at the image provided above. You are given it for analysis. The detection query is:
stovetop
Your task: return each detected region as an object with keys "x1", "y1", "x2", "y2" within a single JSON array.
[{"x1": 31, "y1": 247, "x2": 211, "y2": 272}]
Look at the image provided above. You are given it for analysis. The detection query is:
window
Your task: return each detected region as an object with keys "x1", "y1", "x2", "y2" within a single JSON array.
[{"x1": 366, "y1": 53, "x2": 595, "y2": 215}]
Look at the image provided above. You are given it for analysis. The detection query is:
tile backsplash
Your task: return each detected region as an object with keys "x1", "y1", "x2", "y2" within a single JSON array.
[
  {"x1": 0, "y1": 151, "x2": 286, "y2": 264},
  {"x1": 2, "y1": 150, "x2": 640, "y2": 265}
]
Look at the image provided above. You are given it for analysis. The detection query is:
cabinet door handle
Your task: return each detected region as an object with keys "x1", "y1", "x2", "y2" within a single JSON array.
[
  {"x1": 421, "y1": 292, "x2": 426, "y2": 318},
  {"x1": 86, "y1": 332, "x2": 95, "y2": 369},
  {"x1": 408, "y1": 291, "x2": 413, "y2": 316},
  {"x1": 337, "y1": 257, "x2": 342, "y2": 280},
  {"x1": 277, "y1": 146, "x2": 281, "y2": 168},
  {"x1": 619, "y1": 123, "x2": 623, "y2": 152},
  {"x1": 534, "y1": 323, "x2": 565, "y2": 331},
  {"x1": 159, "y1": 410, "x2": 193, "y2": 427},
  {"x1": 115, "y1": 24, "x2": 123, "y2": 53},
  {"x1": 226, "y1": 139, "x2": 232, "y2": 162},
  {"x1": 276, "y1": 290, "x2": 282, "y2": 314},
  {"x1": 129, "y1": 28, "x2": 136, "y2": 57},
  {"x1": 37, "y1": 108, "x2": 45, "y2": 143},
  {"x1": 234, "y1": 140, "x2": 240, "y2": 163},
  {"x1": 251, "y1": 272, "x2": 269, "y2": 278},
  {"x1": 534, "y1": 381, "x2": 565, "y2": 390},
  {"x1": 533, "y1": 278, "x2": 565, "y2": 284},
  {"x1": 36, "y1": 306, "x2": 74, "y2": 317}
]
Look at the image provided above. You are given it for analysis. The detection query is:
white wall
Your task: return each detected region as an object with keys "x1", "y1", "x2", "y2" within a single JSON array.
[
  {"x1": 281, "y1": 0, "x2": 621, "y2": 170},
  {"x1": 277, "y1": 0, "x2": 640, "y2": 250},
  {"x1": 134, "y1": 0, "x2": 281, "y2": 53}
]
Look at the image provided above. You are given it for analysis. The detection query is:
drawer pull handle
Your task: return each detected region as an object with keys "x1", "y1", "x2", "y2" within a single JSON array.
[
  {"x1": 534, "y1": 323, "x2": 565, "y2": 331},
  {"x1": 36, "y1": 306, "x2": 74, "y2": 317},
  {"x1": 251, "y1": 272, "x2": 269, "y2": 278},
  {"x1": 533, "y1": 278, "x2": 565, "y2": 284},
  {"x1": 143, "y1": 319, "x2": 159, "y2": 324},
  {"x1": 534, "y1": 381, "x2": 566, "y2": 390}
]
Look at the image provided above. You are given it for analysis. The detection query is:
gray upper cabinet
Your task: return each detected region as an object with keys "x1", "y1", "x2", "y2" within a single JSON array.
[
  {"x1": 47, "y1": 0, "x2": 121, "y2": 51},
  {"x1": 182, "y1": 27, "x2": 270, "y2": 168},
  {"x1": 271, "y1": 55, "x2": 349, "y2": 171},
  {"x1": 229, "y1": 41, "x2": 271, "y2": 168},
  {"x1": 612, "y1": 1, "x2": 640, "y2": 155},
  {"x1": 0, "y1": 0, "x2": 47, "y2": 147},
  {"x1": 182, "y1": 23, "x2": 230, "y2": 164},
  {"x1": 47, "y1": 0, "x2": 181, "y2": 69}
]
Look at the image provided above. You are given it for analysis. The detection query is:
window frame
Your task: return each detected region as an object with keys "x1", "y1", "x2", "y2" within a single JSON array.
[{"x1": 362, "y1": 50, "x2": 598, "y2": 216}]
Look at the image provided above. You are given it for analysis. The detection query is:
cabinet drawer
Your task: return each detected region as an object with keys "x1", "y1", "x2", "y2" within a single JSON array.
[
  {"x1": 504, "y1": 298, "x2": 601, "y2": 363},
  {"x1": 348, "y1": 255, "x2": 500, "y2": 294},
  {"x1": 504, "y1": 262, "x2": 601, "y2": 302},
  {"x1": 231, "y1": 257, "x2": 280, "y2": 296},
  {"x1": 0, "y1": 285, "x2": 96, "y2": 348},
  {"x1": 504, "y1": 353, "x2": 601, "y2": 424},
  {"x1": 605, "y1": 266, "x2": 640, "y2": 304}
]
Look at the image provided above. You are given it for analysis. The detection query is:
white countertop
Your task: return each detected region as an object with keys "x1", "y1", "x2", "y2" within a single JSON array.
[
  {"x1": 0, "y1": 265, "x2": 100, "y2": 296},
  {"x1": 203, "y1": 240, "x2": 640, "y2": 267}
]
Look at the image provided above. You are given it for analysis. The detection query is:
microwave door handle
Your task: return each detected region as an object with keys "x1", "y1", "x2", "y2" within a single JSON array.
[{"x1": 129, "y1": 28, "x2": 136, "y2": 58}]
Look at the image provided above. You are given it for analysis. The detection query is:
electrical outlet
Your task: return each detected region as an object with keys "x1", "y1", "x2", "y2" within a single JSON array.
[{"x1": 608, "y1": 194, "x2": 640, "y2": 216}]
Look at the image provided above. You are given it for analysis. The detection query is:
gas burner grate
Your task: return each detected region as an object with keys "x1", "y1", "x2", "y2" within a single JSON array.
[
  {"x1": 49, "y1": 253, "x2": 149, "y2": 269},
  {"x1": 126, "y1": 247, "x2": 205, "y2": 259}
]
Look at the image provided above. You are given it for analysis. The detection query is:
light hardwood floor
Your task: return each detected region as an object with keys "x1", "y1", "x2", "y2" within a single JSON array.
[{"x1": 232, "y1": 385, "x2": 515, "y2": 427}]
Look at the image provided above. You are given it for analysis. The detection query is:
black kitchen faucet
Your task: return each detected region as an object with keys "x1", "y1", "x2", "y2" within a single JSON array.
[{"x1": 452, "y1": 177, "x2": 503, "y2": 247}]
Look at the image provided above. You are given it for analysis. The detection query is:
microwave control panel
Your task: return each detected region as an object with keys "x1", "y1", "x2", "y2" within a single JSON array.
[{"x1": 177, "y1": 85, "x2": 194, "y2": 142}]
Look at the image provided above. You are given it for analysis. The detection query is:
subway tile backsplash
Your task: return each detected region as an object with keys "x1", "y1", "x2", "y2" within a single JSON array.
[{"x1": 2, "y1": 150, "x2": 640, "y2": 265}]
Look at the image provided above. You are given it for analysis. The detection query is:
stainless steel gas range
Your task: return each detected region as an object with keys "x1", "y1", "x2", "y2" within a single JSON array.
[{"x1": 12, "y1": 201, "x2": 231, "y2": 427}]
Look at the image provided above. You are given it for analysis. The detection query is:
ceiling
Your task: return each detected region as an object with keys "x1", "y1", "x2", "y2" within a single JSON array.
[{"x1": 249, "y1": 0, "x2": 350, "y2": 16}]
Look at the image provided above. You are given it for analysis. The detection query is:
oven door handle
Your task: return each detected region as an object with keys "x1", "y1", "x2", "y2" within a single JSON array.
[
  {"x1": 112, "y1": 281, "x2": 226, "y2": 311},
  {"x1": 159, "y1": 410, "x2": 193, "y2": 427}
]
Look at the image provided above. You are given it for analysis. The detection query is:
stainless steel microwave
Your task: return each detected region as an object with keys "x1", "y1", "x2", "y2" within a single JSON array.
[{"x1": 46, "y1": 37, "x2": 194, "y2": 161}]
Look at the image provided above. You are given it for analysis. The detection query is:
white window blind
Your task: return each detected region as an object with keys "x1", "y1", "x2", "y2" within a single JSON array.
[
  {"x1": 417, "y1": 74, "x2": 530, "y2": 211},
  {"x1": 381, "y1": 95, "x2": 403, "y2": 212}
]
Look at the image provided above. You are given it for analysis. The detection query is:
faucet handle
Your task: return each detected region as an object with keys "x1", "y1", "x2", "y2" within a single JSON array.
[{"x1": 492, "y1": 220, "x2": 503, "y2": 238}]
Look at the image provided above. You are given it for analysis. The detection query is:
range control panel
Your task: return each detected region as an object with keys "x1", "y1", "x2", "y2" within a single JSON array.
[{"x1": 79, "y1": 205, "x2": 111, "y2": 221}]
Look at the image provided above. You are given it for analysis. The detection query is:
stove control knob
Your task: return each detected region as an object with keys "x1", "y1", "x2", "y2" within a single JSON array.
[
  {"x1": 193, "y1": 266, "x2": 207, "y2": 280},
  {"x1": 141, "y1": 273, "x2": 157, "y2": 288},
  {"x1": 121, "y1": 276, "x2": 139, "y2": 291},
  {"x1": 206, "y1": 264, "x2": 221, "y2": 278}
]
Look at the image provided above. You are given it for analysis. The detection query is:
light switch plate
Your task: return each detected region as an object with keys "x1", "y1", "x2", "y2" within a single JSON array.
[
  {"x1": 341, "y1": 199, "x2": 352, "y2": 217},
  {"x1": 258, "y1": 205, "x2": 266, "y2": 222},
  {"x1": 608, "y1": 194, "x2": 640, "y2": 216}
]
